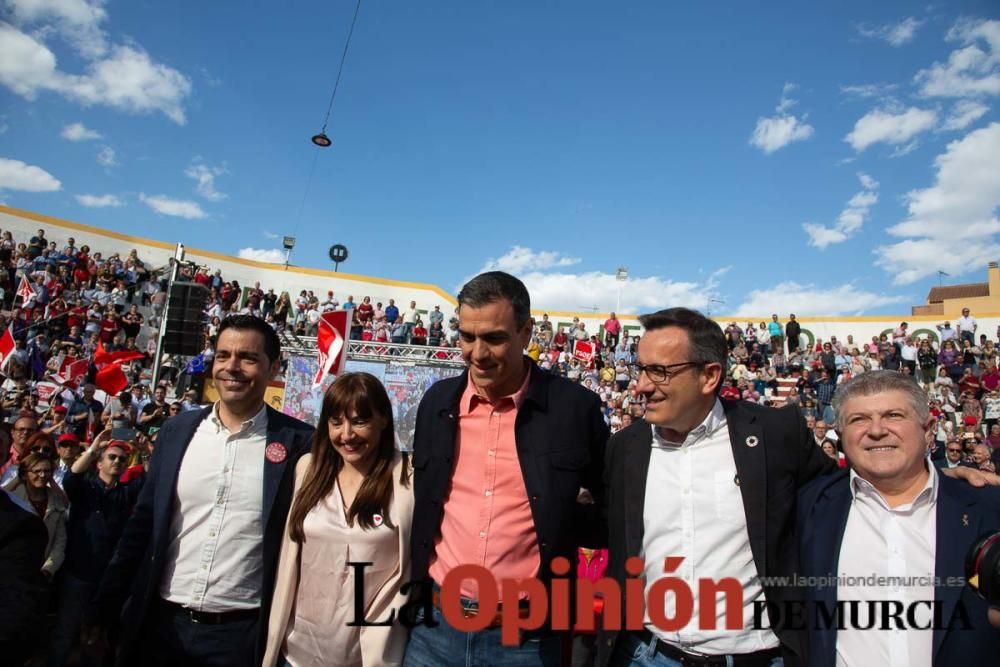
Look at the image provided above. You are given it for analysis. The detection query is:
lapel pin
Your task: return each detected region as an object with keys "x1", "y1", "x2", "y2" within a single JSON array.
[
  {"x1": 265, "y1": 442, "x2": 288, "y2": 464},
  {"x1": 373, "y1": 513, "x2": 384, "y2": 527},
  {"x1": 963, "y1": 513, "x2": 969, "y2": 527},
  {"x1": 745, "y1": 435, "x2": 759, "y2": 448}
]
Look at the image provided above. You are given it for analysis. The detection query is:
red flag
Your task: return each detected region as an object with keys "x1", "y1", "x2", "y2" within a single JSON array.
[
  {"x1": 55, "y1": 357, "x2": 90, "y2": 389},
  {"x1": 95, "y1": 364, "x2": 129, "y2": 396},
  {"x1": 92, "y1": 342, "x2": 144, "y2": 395},
  {"x1": 94, "y1": 342, "x2": 145, "y2": 367},
  {"x1": 0, "y1": 326, "x2": 14, "y2": 371},
  {"x1": 16, "y1": 275, "x2": 35, "y2": 304},
  {"x1": 314, "y1": 310, "x2": 349, "y2": 387}
]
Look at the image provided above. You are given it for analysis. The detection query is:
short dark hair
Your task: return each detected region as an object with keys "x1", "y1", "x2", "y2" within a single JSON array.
[
  {"x1": 457, "y1": 271, "x2": 531, "y2": 327},
  {"x1": 638, "y1": 307, "x2": 728, "y2": 371},
  {"x1": 217, "y1": 314, "x2": 281, "y2": 363}
]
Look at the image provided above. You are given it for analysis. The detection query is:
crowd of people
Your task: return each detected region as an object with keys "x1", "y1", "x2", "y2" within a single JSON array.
[{"x1": 3, "y1": 224, "x2": 1000, "y2": 666}]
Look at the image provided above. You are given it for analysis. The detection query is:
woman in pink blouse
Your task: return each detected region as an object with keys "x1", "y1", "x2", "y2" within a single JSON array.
[{"x1": 264, "y1": 373, "x2": 413, "y2": 667}]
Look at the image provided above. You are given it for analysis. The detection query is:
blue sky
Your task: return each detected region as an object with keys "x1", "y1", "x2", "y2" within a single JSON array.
[{"x1": 1, "y1": 0, "x2": 999, "y2": 316}]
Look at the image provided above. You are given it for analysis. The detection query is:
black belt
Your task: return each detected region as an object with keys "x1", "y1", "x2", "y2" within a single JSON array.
[
  {"x1": 160, "y1": 599, "x2": 259, "y2": 625},
  {"x1": 639, "y1": 630, "x2": 782, "y2": 667}
]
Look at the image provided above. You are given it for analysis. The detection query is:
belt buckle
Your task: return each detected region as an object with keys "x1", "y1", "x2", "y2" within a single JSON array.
[{"x1": 462, "y1": 605, "x2": 479, "y2": 619}]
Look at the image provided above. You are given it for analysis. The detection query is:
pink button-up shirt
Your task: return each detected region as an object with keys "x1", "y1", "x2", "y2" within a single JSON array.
[{"x1": 429, "y1": 368, "x2": 539, "y2": 599}]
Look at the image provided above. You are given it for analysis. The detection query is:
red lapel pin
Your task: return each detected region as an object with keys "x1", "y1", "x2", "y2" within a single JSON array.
[{"x1": 265, "y1": 442, "x2": 287, "y2": 464}]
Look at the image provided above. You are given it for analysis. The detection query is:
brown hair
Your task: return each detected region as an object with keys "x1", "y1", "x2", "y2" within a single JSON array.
[
  {"x1": 18, "y1": 451, "x2": 54, "y2": 480},
  {"x1": 25, "y1": 432, "x2": 56, "y2": 455},
  {"x1": 288, "y1": 373, "x2": 409, "y2": 541}
]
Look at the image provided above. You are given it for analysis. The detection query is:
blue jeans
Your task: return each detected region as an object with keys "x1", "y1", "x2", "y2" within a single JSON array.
[
  {"x1": 610, "y1": 633, "x2": 784, "y2": 667},
  {"x1": 402, "y1": 603, "x2": 562, "y2": 667}
]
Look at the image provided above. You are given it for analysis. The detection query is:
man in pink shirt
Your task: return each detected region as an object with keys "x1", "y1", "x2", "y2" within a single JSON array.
[
  {"x1": 604, "y1": 312, "x2": 622, "y2": 349},
  {"x1": 404, "y1": 271, "x2": 609, "y2": 666}
]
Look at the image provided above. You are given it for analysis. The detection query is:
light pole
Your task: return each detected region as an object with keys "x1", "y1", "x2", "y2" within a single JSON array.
[
  {"x1": 282, "y1": 236, "x2": 296, "y2": 268},
  {"x1": 615, "y1": 267, "x2": 629, "y2": 313}
]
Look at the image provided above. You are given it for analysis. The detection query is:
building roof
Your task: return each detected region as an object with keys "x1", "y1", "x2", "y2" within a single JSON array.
[{"x1": 926, "y1": 282, "x2": 990, "y2": 303}]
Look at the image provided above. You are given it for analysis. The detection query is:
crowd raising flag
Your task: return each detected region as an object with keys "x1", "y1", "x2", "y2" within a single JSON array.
[{"x1": 0, "y1": 325, "x2": 15, "y2": 371}]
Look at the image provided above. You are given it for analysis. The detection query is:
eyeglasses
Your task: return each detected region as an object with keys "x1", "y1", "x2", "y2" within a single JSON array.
[
  {"x1": 628, "y1": 361, "x2": 703, "y2": 384},
  {"x1": 947, "y1": 448, "x2": 963, "y2": 453},
  {"x1": 13, "y1": 427, "x2": 37, "y2": 434},
  {"x1": 28, "y1": 468, "x2": 52, "y2": 476},
  {"x1": 104, "y1": 454, "x2": 127, "y2": 462}
]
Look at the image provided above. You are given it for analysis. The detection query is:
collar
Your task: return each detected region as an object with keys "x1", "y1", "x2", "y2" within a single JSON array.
[
  {"x1": 209, "y1": 402, "x2": 268, "y2": 435},
  {"x1": 460, "y1": 360, "x2": 532, "y2": 415},
  {"x1": 650, "y1": 398, "x2": 726, "y2": 449},
  {"x1": 849, "y1": 462, "x2": 938, "y2": 510}
]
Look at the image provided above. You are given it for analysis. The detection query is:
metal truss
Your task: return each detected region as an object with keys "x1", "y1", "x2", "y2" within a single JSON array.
[{"x1": 279, "y1": 332, "x2": 466, "y2": 367}]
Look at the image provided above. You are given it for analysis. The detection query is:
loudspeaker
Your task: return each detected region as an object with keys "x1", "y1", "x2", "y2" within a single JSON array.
[{"x1": 162, "y1": 281, "x2": 209, "y2": 355}]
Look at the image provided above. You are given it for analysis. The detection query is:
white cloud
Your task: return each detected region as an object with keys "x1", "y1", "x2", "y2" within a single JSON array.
[
  {"x1": 238, "y1": 248, "x2": 286, "y2": 263},
  {"x1": 840, "y1": 82, "x2": 899, "y2": 100},
  {"x1": 139, "y1": 193, "x2": 206, "y2": 219},
  {"x1": 844, "y1": 106, "x2": 937, "y2": 152},
  {"x1": 184, "y1": 161, "x2": 227, "y2": 201},
  {"x1": 479, "y1": 246, "x2": 580, "y2": 274},
  {"x1": 941, "y1": 99, "x2": 990, "y2": 131},
  {"x1": 735, "y1": 282, "x2": 907, "y2": 316},
  {"x1": 803, "y1": 172, "x2": 880, "y2": 248},
  {"x1": 749, "y1": 83, "x2": 814, "y2": 154},
  {"x1": 915, "y1": 18, "x2": 1000, "y2": 98},
  {"x1": 96, "y1": 145, "x2": 116, "y2": 167},
  {"x1": 60, "y1": 121, "x2": 101, "y2": 141},
  {"x1": 0, "y1": 157, "x2": 61, "y2": 192},
  {"x1": 0, "y1": 20, "x2": 192, "y2": 124},
  {"x1": 8, "y1": 0, "x2": 109, "y2": 58},
  {"x1": 876, "y1": 122, "x2": 1000, "y2": 285},
  {"x1": 262, "y1": 230, "x2": 279, "y2": 240},
  {"x1": 75, "y1": 193, "x2": 121, "y2": 207},
  {"x1": 471, "y1": 247, "x2": 725, "y2": 314},
  {"x1": 857, "y1": 17, "x2": 923, "y2": 47}
]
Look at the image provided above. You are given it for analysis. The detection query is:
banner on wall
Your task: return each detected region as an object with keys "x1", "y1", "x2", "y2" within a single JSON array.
[{"x1": 282, "y1": 353, "x2": 462, "y2": 451}]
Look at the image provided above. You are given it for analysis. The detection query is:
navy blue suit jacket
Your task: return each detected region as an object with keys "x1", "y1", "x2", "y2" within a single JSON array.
[
  {"x1": 797, "y1": 469, "x2": 1000, "y2": 666},
  {"x1": 97, "y1": 404, "x2": 314, "y2": 664}
]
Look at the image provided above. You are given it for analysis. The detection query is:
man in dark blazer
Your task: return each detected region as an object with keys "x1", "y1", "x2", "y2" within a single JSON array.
[
  {"x1": 403, "y1": 271, "x2": 609, "y2": 666},
  {"x1": 98, "y1": 315, "x2": 314, "y2": 666},
  {"x1": 601, "y1": 308, "x2": 838, "y2": 667},
  {"x1": 797, "y1": 370, "x2": 1000, "y2": 666}
]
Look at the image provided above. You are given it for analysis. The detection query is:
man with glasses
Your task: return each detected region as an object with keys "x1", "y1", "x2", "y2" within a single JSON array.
[
  {"x1": 50, "y1": 433, "x2": 142, "y2": 667},
  {"x1": 0, "y1": 416, "x2": 39, "y2": 485},
  {"x1": 601, "y1": 307, "x2": 838, "y2": 666},
  {"x1": 936, "y1": 439, "x2": 974, "y2": 470}
]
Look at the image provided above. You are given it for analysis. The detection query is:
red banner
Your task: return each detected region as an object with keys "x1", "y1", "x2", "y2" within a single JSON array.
[{"x1": 573, "y1": 340, "x2": 595, "y2": 365}]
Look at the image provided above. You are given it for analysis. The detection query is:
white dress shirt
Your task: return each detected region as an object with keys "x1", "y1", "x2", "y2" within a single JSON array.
[
  {"x1": 836, "y1": 466, "x2": 937, "y2": 667},
  {"x1": 642, "y1": 399, "x2": 779, "y2": 654},
  {"x1": 160, "y1": 403, "x2": 267, "y2": 612}
]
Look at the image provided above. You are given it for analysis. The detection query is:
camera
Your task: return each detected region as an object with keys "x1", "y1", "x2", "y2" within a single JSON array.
[{"x1": 966, "y1": 532, "x2": 1000, "y2": 607}]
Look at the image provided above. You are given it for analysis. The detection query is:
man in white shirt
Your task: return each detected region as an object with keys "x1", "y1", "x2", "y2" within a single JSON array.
[
  {"x1": 97, "y1": 315, "x2": 314, "y2": 666},
  {"x1": 797, "y1": 371, "x2": 1000, "y2": 666},
  {"x1": 602, "y1": 308, "x2": 838, "y2": 666},
  {"x1": 957, "y1": 308, "x2": 978, "y2": 347}
]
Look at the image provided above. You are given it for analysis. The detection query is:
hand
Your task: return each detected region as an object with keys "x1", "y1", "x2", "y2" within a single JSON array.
[
  {"x1": 939, "y1": 465, "x2": 1000, "y2": 487},
  {"x1": 93, "y1": 427, "x2": 113, "y2": 446},
  {"x1": 990, "y1": 607, "x2": 1000, "y2": 629}
]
